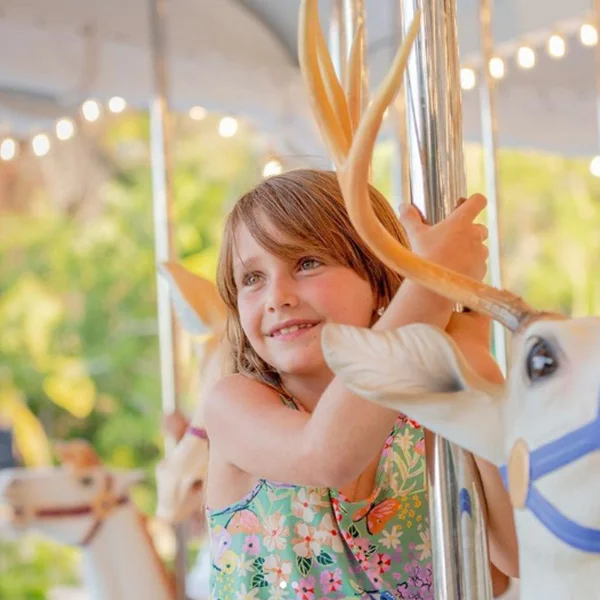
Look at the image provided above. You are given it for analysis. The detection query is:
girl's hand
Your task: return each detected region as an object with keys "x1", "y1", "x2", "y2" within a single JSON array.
[
  {"x1": 447, "y1": 310, "x2": 504, "y2": 385},
  {"x1": 162, "y1": 410, "x2": 190, "y2": 443},
  {"x1": 398, "y1": 193, "x2": 489, "y2": 282}
]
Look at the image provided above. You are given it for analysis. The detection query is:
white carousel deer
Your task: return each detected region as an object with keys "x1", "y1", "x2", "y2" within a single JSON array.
[
  {"x1": 296, "y1": 1, "x2": 600, "y2": 599},
  {"x1": 0, "y1": 440, "x2": 175, "y2": 600},
  {"x1": 155, "y1": 262, "x2": 232, "y2": 524}
]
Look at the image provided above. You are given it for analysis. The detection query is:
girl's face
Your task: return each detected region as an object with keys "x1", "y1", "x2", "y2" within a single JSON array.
[{"x1": 233, "y1": 221, "x2": 376, "y2": 382}]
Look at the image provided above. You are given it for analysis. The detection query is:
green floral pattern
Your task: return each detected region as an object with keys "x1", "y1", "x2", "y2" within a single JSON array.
[{"x1": 207, "y1": 412, "x2": 432, "y2": 599}]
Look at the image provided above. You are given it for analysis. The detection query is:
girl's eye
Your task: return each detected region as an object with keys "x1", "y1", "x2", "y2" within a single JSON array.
[
  {"x1": 298, "y1": 257, "x2": 322, "y2": 271},
  {"x1": 242, "y1": 272, "x2": 262, "y2": 287}
]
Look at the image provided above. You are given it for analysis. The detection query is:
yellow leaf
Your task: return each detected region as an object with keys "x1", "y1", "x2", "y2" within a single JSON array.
[
  {"x1": 0, "y1": 274, "x2": 64, "y2": 368},
  {"x1": 43, "y1": 357, "x2": 96, "y2": 418},
  {"x1": 0, "y1": 388, "x2": 52, "y2": 466},
  {"x1": 111, "y1": 445, "x2": 135, "y2": 468}
]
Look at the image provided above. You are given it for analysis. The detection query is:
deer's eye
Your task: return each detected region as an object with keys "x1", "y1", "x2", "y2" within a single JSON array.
[
  {"x1": 79, "y1": 476, "x2": 94, "y2": 487},
  {"x1": 526, "y1": 338, "x2": 558, "y2": 382}
]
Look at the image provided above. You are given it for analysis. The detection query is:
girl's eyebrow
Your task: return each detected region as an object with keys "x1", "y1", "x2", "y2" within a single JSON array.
[{"x1": 233, "y1": 255, "x2": 261, "y2": 275}]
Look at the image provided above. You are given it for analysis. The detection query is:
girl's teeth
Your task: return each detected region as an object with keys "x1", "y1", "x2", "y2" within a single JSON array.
[
  {"x1": 282, "y1": 325, "x2": 299, "y2": 334},
  {"x1": 276, "y1": 324, "x2": 315, "y2": 336}
]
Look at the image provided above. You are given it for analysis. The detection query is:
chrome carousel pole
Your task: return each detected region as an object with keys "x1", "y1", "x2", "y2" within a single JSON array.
[
  {"x1": 148, "y1": 0, "x2": 187, "y2": 598},
  {"x1": 399, "y1": 0, "x2": 493, "y2": 598},
  {"x1": 391, "y1": 0, "x2": 413, "y2": 210},
  {"x1": 479, "y1": 0, "x2": 507, "y2": 374},
  {"x1": 593, "y1": 1, "x2": 600, "y2": 173}
]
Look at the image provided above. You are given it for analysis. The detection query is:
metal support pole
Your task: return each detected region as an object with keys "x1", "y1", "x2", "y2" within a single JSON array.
[
  {"x1": 479, "y1": 0, "x2": 507, "y2": 374},
  {"x1": 148, "y1": 1, "x2": 187, "y2": 598},
  {"x1": 594, "y1": 1, "x2": 600, "y2": 157},
  {"x1": 391, "y1": 1, "x2": 413, "y2": 211},
  {"x1": 400, "y1": 1, "x2": 493, "y2": 598}
]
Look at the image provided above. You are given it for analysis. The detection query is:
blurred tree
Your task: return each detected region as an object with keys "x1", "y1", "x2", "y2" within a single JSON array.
[{"x1": 0, "y1": 110, "x2": 264, "y2": 596}]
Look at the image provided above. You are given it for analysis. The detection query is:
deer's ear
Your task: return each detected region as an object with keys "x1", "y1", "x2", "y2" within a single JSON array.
[
  {"x1": 322, "y1": 323, "x2": 506, "y2": 465},
  {"x1": 159, "y1": 262, "x2": 227, "y2": 336}
]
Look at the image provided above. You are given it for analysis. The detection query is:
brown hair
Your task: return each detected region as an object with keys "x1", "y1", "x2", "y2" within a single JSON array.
[{"x1": 217, "y1": 169, "x2": 410, "y2": 393}]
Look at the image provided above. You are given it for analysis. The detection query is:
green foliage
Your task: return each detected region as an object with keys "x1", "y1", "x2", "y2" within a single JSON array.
[
  {"x1": 0, "y1": 112, "x2": 262, "y2": 596},
  {"x1": 0, "y1": 535, "x2": 80, "y2": 599}
]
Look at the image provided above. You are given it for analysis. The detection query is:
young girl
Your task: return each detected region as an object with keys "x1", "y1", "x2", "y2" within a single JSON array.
[{"x1": 202, "y1": 169, "x2": 517, "y2": 599}]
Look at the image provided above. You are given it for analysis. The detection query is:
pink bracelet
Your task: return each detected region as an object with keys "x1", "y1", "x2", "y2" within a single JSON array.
[{"x1": 187, "y1": 426, "x2": 209, "y2": 440}]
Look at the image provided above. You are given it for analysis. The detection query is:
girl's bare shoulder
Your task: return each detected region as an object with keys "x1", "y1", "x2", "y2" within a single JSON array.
[{"x1": 208, "y1": 373, "x2": 280, "y2": 402}]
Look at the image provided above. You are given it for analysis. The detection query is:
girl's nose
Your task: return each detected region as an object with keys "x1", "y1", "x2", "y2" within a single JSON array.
[{"x1": 266, "y1": 277, "x2": 299, "y2": 312}]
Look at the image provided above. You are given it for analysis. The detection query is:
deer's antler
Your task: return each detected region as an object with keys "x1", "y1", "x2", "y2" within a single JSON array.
[{"x1": 298, "y1": 0, "x2": 535, "y2": 331}]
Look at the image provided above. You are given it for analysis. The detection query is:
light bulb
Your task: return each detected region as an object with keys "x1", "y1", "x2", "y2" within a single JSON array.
[
  {"x1": 0, "y1": 138, "x2": 16, "y2": 161},
  {"x1": 460, "y1": 68, "x2": 476, "y2": 90},
  {"x1": 32, "y1": 134, "x2": 50, "y2": 157},
  {"x1": 580, "y1": 24, "x2": 598, "y2": 47},
  {"x1": 56, "y1": 118, "x2": 75, "y2": 141},
  {"x1": 517, "y1": 46, "x2": 536, "y2": 69},
  {"x1": 81, "y1": 99, "x2": 101, "y2": 122},
  {"x1": 547, "y1": 35, "x2": 566, "y2": 58},
  {"x1": 189, "y1": 106, "x2": 207, "y2": 121},
  {"x1": 590, "y1": 155, "x2": 600, "y2": 177},
  {"x1": 489, "y1": 57, "x2": 505, "y2": 79},
  {"x1": 262, "y1": 159, "x2": 282, "y2": 178},
  {"x1": 108, "y1": 96, "x2": 127, "y2": 113},
  {"x1": 218, "y1": 116, "x2": 238, "y2": 138}
]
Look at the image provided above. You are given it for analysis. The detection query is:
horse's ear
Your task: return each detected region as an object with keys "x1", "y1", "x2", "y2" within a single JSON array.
[
  {"x1": 55, "y1": 439, "x2": 101, "y2": 469},
  {"x1": 159, "y1": 262, "x2": 227, "y2": 335}
]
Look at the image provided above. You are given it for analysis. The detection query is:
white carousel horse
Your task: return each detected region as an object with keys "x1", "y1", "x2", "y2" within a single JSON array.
[
  {"x1": 296, "y1": 1, "x2": 600, "y2": 598},
  {"x1": 0, "y1": 440, "x2": 175, "y2": 600}
]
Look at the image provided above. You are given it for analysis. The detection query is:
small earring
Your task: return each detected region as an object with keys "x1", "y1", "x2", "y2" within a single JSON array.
[{"x1": 377, "y1": 306, "x2": 385, "y2": 317}]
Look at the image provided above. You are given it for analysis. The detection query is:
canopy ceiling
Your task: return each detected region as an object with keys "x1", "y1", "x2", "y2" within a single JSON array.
[{"x1": 0, "y1": 0, "x2": 596, "y2": 160}]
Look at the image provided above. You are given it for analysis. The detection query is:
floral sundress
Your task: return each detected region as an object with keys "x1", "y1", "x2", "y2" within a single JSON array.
[{"x1": 207, "y1": 398, "x2": 432, "y2": 599}]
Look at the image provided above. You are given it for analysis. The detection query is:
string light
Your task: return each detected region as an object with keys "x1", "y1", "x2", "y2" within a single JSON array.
[
  {"x1": 56, "y1": 118, "x2": 75, "y2": 141},
  {"x1": 0, "y1": 138, "x2": 16, "y2": 161},
  {"x1": 81, "y1": 99, "x2": 101, "y2": 122},
  {"x1": 108, "y1": 96, "x2": 127, "y2": 114},
  {"x1": 590, "y1": 156, "x2": 600, "y2": 177},
  {"x1": 580, "y1": 24, "x2": 598, "y2": 47},
  {"x1": 218, "y1": 116, "x2": 238, "y2": 138},
  {"x1": 460, "y1": 67, "x2": 476, "y2": 90},
  {"x1": 32, "y1": 134, "x2": 50, "y2": 157},
  {"x1": 489, "y1": 57, "x2": 505, "y2": 80},
  {"x1": 517, "y1": 46, "x2": 536, "y2": 69},
  {"x1": 547, "y1": 35, "x2": 566, "y2": 58},
  {"x1": 262, "y1": 159, "x2": 282, "y2": 178},
  {"x1": 10, "y1": 17, "x2": 600, "y2": 167},
  {"x1": 189, "y1": 106, "x2": 207, "y2": 121}
]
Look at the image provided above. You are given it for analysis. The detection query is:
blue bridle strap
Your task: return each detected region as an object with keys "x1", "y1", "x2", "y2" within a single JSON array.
[{"x1": 500, "y1": 405, "x2": 600, "y2": 553}]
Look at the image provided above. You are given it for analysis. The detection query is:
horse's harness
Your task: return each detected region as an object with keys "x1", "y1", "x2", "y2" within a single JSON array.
[{"x1": 7, "y1": 472, "x2": 128, "y2": 547}]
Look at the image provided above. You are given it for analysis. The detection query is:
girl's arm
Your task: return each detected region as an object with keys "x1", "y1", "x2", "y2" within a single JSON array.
[{"x1": 205, "y1": 280, "x2": 452, "y2": 488}]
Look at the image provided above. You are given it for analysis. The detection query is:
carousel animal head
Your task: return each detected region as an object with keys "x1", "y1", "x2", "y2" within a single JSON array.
[
  {"x1": 155, "y1": 263, "x2": 232, "y2": 523},
  {"x1": 297, "y1": 0, "x2": 600, "y2": 585},
  {"x1": 0, "y1": 439, "x2": 143, "y2": 546}
]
